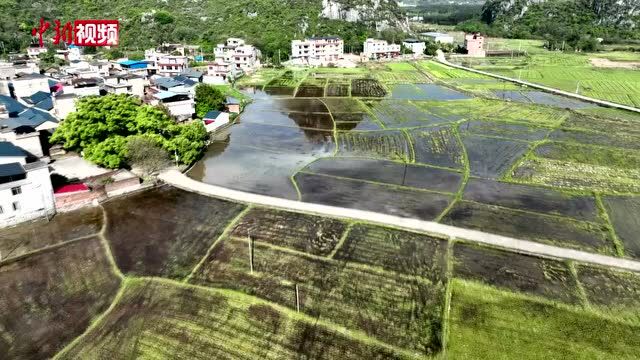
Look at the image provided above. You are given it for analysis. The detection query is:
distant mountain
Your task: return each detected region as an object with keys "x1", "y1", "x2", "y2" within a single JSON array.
[
  {"x1": 0, "y1": 0, "x2": 408, "y2": 56},
  {"x1": 482, "y1": 0, "x2": 640, "y2": 29}
]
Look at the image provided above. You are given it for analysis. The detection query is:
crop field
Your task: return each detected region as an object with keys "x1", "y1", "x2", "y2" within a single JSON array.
[
  {"x1": 468, "y1": 52, "x2": 640, "y2": 107},
  {"x1": 3, "y1": 185, "x2": 640, "y2": 358},
  {"x1": 408, "y1": 126, "x2": 464, "y2": 169},
  {"x1": 0, "y1": 237, "x2": 121, "y2": 359},
  {"x1": 460, "y1": 120, "x2": 550, "y2": 141},
  {"x1": 336, "y1": 130, "x2": 412, "y2": 161},
  {"x1": 351, "y1": 79, "x2": 387, "y2": 97},
  {"x1": 302, "y1": 157, "x2": 463, "y2": 193},
  {"x1": 463, "y1": 135, "x2": 530, "y2": 179},
  {"x1": 326, "y1": 81, "x2": 350, "y2": 97},
  {"x1": 366, "y1": 100, "x2": 451, "y2": 128},
  {"x1": 295, "y1": 85, "x2": 325, "y2": 98},
  {"x1": 295, "y1": 172, "x2": 453, "y2": 220},
  {"x1": 374, "y1": 70, "x2": 431, "y2": 84},
  {"x1": 603, "y1": 196, "x2": 640, "y2": 259},
  {"x1": 191, "y1": 237, "x2": 446, "y2": 353},
  {"x1": 0, "y1": 206, "x2": 102, "y2": 261},
  {"x1": 390, "y1": 84, "x2": 470, "y2": 101},
  {"x1": 443, "y1": 201, "x2": 613, "y2": 253},
  {"x1": 59, "y1": 278, "x2": 407, "y2": 360},
  {"x1": 103, "y1": 186, "x2": 246, "y2": 278}
]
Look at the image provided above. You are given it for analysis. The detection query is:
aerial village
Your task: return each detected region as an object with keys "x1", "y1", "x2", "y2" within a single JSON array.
[{"x1": 0, "y1": 32, "x2": 485, "y2": 228}]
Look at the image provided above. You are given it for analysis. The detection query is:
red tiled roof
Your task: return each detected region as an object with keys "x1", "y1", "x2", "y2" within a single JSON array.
[{"x1": 54, "y1": 183, "x2": 89, "y2": 194}]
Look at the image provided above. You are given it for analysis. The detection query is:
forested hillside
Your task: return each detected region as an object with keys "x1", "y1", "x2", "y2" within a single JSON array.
[{"x1": 0, "y1": 0, "x2": 407, "y2": 59}]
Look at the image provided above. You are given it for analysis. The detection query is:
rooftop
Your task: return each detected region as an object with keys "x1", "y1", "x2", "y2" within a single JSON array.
[
  {"x1": 204, "y1": 110, "x2": 223, "y2": 119},
  {"x1": 0, "y1": 142, "x2": 27, "y2": 157},
  {"x1": 0, "y1": 162, "x2": 26, "y2": 183}
]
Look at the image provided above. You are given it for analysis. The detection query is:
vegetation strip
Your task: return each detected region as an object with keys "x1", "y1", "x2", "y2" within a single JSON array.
[
  {"x1": 160, "y1": 170, "x2": 640, "y2": 273},
  {"x1": 595, "y1": 194, "x2": 625, "y2": 257}
]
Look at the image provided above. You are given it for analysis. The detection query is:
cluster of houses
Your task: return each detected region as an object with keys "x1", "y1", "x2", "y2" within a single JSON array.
[{"x1": 0, "y1": 38, "x2": 257, "y2": 227}]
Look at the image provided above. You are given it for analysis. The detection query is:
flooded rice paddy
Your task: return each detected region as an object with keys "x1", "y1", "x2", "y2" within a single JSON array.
[{"x1": 188, "y1": 80, "x2": 639, "y2": 258}]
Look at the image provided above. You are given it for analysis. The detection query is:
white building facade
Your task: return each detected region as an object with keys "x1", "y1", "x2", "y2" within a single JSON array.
[
  {"x1": 214, "y1": 38, "x2": 260, "y2": 73},
  {"x1": 402, "y1": 39, "x2": 426, "y2": 55},
  {"x1": 291, "y1": 37, "x2": 344, "y2": 63},
  {"x1": 422, "y1": 32, "x2": 454, "y2": 44},
  {"x1": 363, "y1": 39, "x2": 401, "y2": 59}
]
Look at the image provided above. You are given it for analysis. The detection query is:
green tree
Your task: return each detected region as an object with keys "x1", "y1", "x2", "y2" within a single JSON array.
[
  {"x1": 106, "y1": 48, "x2": 125, "y2": 60},
  {"x1": 126, "y1": 135, "x2": 170, "y2": 175},
  {"x1": 194, "y1": 84, "x2": 225, "y2": 118},
  {"x1": 38, "y1": 48, "x2": 56, "y2": 66},
  {"x1": 165, "y1": 122, "x2": 208, "y2": 165},
  {"x1": 83, "y1": 135, "x2": 129, "y2": 169}
]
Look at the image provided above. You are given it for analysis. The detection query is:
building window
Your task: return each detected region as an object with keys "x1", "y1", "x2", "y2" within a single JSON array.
[
  {"x1": 12, "y1": 202, "x2": 20, "y2": 211},
  {"x1": 11, "y1": 186, "x2": 21, "y2": 195}
]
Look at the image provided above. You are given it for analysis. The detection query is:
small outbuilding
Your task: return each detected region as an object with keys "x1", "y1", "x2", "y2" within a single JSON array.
[
  {"x1": 202, "y1": 110, "x2": 230, "y2": 132},
  {"x1": 225, "y1": 96, "x2": 241, "y2": 114}
]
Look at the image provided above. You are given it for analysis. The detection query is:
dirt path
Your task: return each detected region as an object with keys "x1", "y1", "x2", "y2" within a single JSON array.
[
  {"x1": 159, "y1": 169, "x2": 640, "y2": 273},
  {"x1": 590, "y1": 58, "x2": 640, "y2": 69}
]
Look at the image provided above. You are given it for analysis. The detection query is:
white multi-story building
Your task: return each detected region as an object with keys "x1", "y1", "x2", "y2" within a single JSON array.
[
  {"x1": 104, "y1": 74, "x2": 145, "y2": 98},
  {"x1": 0, "y1": 142, "x2": 55, "y2": 227},
  {"x1": 363, "y1": 38, "x2": 401, "y2": 59},
  {"x1": 26, "y1": 46, "x2": 47, "y2": 59},
  {"x1": 291, "y1": 37, "x2": 344, "y2": 63},
  {"x1": 214, "y1": 38, "x2": 260, "y2": 73},
  {"x1": 149, "y1": 91, "x2": 194, "y2": 121},
  {"x1": 10, "y1": 73, "x2": 50, "y2": 99},
  {"x1": 402, "y1": 39, "x2": 426, "y2": 55},
  {"x1": 421, "y1": 32, "x2": 454, "y2": 44},
  {"x1": 145, "y1": 50, "x2": 189, "y2": 77}
]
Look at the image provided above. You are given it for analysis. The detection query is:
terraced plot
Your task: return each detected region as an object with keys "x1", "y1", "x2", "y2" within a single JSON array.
[
  {"x1": 0, "y1": 206, "x2": 102, "y2": 261},
  {"x1": 367, "y1": 100, "x2": 450, "y2": 128},
  {"x1": 295, "y1": 86, "x2": 325, "y2": 98},
  {"x1": 191, "y1": 238, "x2": 446, "y2": 353},
  {"x1": 336, "y1": 130, "x2": 412, "y2": 161},
  {"x1": 493, "y1": 90, "x2": 594, "y2": 109},
  {"x1": 0, "y1": 238, "x2": 121, "y2": 359},
  {"x1": 463, "y1": 178, "x2": 598, "y2": 221},
  {"x1": 103, "y1": 186, "x2": 246, "y2": 278},
  {"x1": 534, "y1": 142, "x2": 640, "y2": 170},
  {"x1": 449, "y1": 279, "x2": 640, "y2": 360},
  {"x1": 603, "y1": 196, "x2": 640, "y2": 259},
  {"x1": 295, "y1": 172, "x2": 453, "y2": 221},
  {"x1": 333, "y1": 112, "x2": 382, "y2": 130},
  {"x1": 351, "y1": 79, "x2": 387, "y2": 97},
  {"x1": 410, "y1": 127, "x2": 464, "y2": 168},
  {"x1": 442, "y1": 201, "x2": 613, "y2": 253},
  {"x1": 303, "y1": 157, "x2": 462, "y2": 193},
  {"x1": 59, "y1": 279, "x2": 407, "y2": 360},
  {"x1": 550, "y1": 128, "x2": 640, "y2": 150},
  {"x1": 334, "y1": 224, "x2": 448, "y2": 282},
  {"x1": 230, "y1": 207, "x2": 348, "y2": 256},
  {"x1": 452, "y1": 242, "x2": 581, "y2": 303},
  {"x1": 460, "y1": 120, "x2": 550, "y2": 141},
  {"x1": 576, "y1": 265, "x2": 640, "y2": 322},
  {"x1": 463, "y1": 135, "x2": 530, "y2": 179}
]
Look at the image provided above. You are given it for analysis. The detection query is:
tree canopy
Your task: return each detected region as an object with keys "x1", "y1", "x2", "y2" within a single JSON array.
[
  {"x1": 50, "y1": 94, "x2": 207, "y2": 169},
  {"x1": 194, "y1": 84, "x2": 225, "y2": 118}
]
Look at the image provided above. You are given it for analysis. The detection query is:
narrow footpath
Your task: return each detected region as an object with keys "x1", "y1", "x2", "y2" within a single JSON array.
[
  {"x1": 160, "y1": 169, "x2": 640, "y2": 273},
  {"x1": 434, "y1": 50, "x2": 640, "y2": 114}
]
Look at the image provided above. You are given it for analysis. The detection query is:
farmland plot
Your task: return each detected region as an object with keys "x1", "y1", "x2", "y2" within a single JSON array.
[
  {"x1": 463, "y1": 135, "x2": 530, "y2": 179},
  {"x1": 534, "y1": 141, "x2": 640, "y2": 169},
  {"x1": 550, "y1": 128, "x2": 640, "y2": 150},
  {"x1": 263, "y1": 86, "x2": 296, "y2": 96},
  {"x1": 0, "y1": 238, "x2": 121, "y2": 359},
  {"x1": 322, "y1": 98, "x2": 367, "y2": 113},
  {"x1": 448, "y1": 279, "x2": 640, "y2": 359},
  {"x1": 459, "y1": 120, "x2": 550, "y2": 141},
  {"x1": 561, "y1": 113, "x2": 640, "y2": 137},
  {"x1": 512, "y1": 157, "x2": 640, "y2": 193},
  {"x1": 410, "y1": 127, "x2": 464, "y2": 169},
  {"x1": 295, "y1": 86, "x2": 325, "y2": 98},
  {"x1": 191, "y1": 238, "x2": 446, "y2": 353},
  {"x1": 368, "y1": 100, "x2": 448, "y2": 128},
  {"x1": 59, "y1": 279, "x2": 407, "y2": 360},
  {"x1": 391, "y1": 84, "x2": 469, "y2": 102},
  {"x1": 0, "y1": 206, "x2": 102, "y2": 261},
  {"x1": 303, "y1": 157, "x2": 462, "y2": 193},
  {"x1": 334, "y1": 224, "x2": 448, "y2": 282},
  {"x1": 228, "y1": 122, "x2": 335, "y2": 155},
  {"x1": 576, "y1": 265, "x2": 640, "y2": 322},
  {"x1": 374, "y1": 70, "x2": 430, "y2": 84},
  {"x1": 603, "y1": 196, "x2": 640, "y2": 259},
  {"x1": 442, "y1": 201, "x2": 613, "y2": 253},
  {"x1": 230, "y1": 207, "x2": 348, "y2": 256},
  {"x1": 463, "y1": 178, "x2": 598, "y2": 221},
  {"x1": 351, "y1": 79, "x2": 387, "y2": 97},
  {"x1": 333, "y1": 112, "x2": 383, "y2": 131},
  {"x1": 103, "y1": 186, "x2": 246, "y2": 278},
  {"x1": 295, "y1": 172, "x2": 452, "y2": 220},
  {"x1": 325, "y1": 79, "x2": 350, "y2": 97},
  {"x1": 336, "y1": 130, "x2": 412, "y2": 161},
  {"x1": 452, "y1": 242, "x2": 581, "y2": 303}
]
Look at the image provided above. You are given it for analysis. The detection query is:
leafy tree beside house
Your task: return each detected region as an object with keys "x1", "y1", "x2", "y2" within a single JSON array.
[
  {"x1": 50, "y1": 94, "x2": 207, "y2": 169},
  {"x1": 194, "y1": 84, "x2": 225, "y2": 118}
]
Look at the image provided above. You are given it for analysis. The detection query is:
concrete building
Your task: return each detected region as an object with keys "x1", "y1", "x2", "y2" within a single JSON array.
[
  {"x1": 149, "y1": 91, "x2": 194, "y2": 121},
  {"x1": 465, "y1": 33, "x2": 486, "y2": 57},
  {"x1": 422, "y1": 32, "x2": 454, "y2": 44},
  {"x1": 225, "y1": 97, "x2": 241, "y2": 114},
  {"x1": 89, "y1": 61, "x2": 111, "y2": 77},
  {"x1": 214, "y1": 38, "x2": 261, "y2": 74},
  {"x1": 363, "y1": 38, "x2": 401, "y2": 59},
  {"x1": 202, "y1": 110, "x2": 230, "y2": 132},
  {"x1": 10, "y1": 73, "x2": 50, "y2": 99},
  {"x1": 68, "y1": 78, "x2": 101, "y2": 97},
  {"x1": 153, "y1": 54, "x2": 188, "y2": 77},
  {"x1": 26, "y1": 45, "x2": 47, "y2": 59},
  {"x1": 0, "y1": 142, "x2": 55, "y2": 227},
  {"x1": 104, "y1": 74, "x2": 145, "y2": 98},
  {"x1": 52, "y1": 93, "x2": 77, "y2": 120},
  {"x1": 402, "y1": 39, "x2": 426, "y2": 55},
  {"x1": 291, "y1": 37, "x2": 344, "y2": 63}
]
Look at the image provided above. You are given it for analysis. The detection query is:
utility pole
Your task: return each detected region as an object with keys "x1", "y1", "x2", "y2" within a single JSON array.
[{"x1": 295, "y1": 284, "x2": 300, "y2": 312}]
